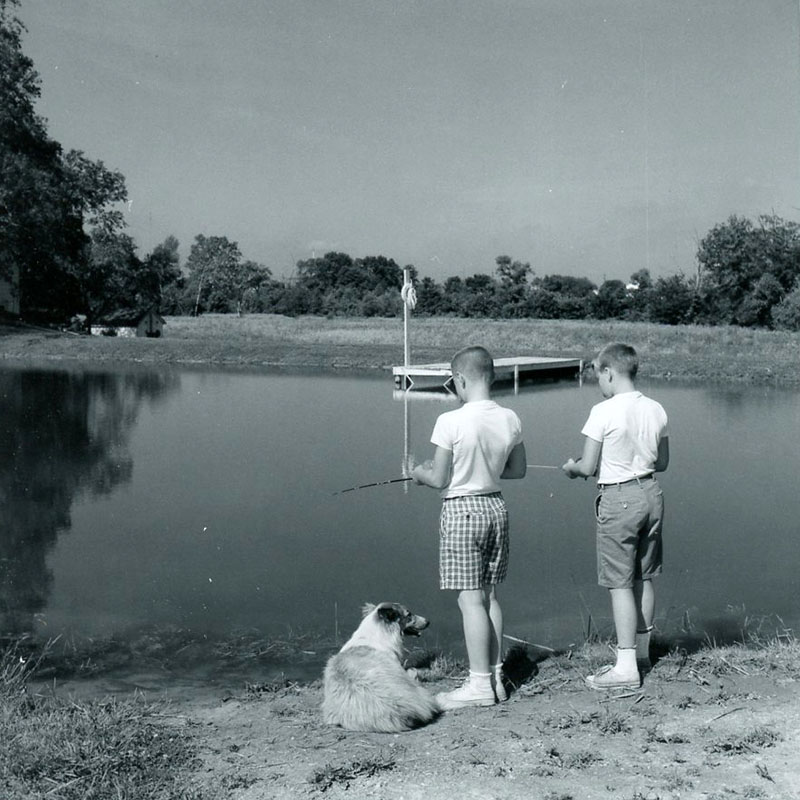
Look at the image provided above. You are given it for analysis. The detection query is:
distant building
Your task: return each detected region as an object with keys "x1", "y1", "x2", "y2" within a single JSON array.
[
  {"x1": 90, "y1": 308, "x2": 166, "y2": 338},
  {"x1": 0, "y1": 266, "x2": 20, "y2": 316}
]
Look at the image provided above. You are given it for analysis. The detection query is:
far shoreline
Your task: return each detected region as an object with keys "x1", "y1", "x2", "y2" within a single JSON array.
[{"x1": 1, "y1": 314, "x2": 799, "y2": 386}]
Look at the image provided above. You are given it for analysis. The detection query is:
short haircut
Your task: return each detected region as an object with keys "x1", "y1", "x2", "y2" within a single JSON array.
[
  {"x1": 451, "y1": 345, "x2": 495, "y2": 383},
  {"x1": 596, "y1": 342, "x2": 638, "y2": 378}
]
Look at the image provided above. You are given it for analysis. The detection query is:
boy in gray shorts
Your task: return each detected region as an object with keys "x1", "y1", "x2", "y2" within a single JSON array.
[
  {"x1": 562, "y1": 343, "x2": 669, "y2": 690},
  {"x1": 412, "y1": 346, "x2": 527, "y2": 709}
]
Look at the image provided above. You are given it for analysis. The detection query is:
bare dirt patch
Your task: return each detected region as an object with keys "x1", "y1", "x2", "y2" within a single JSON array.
[{"x1": 127, "y1": 644, "x2": 800, "y2": 800}]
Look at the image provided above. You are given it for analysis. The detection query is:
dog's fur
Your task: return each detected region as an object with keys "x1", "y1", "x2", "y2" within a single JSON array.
[{"x1": 322, "y1": 602, "x2": 440, "y2": 732}]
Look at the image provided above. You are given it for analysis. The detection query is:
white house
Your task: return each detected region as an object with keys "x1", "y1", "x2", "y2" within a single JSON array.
[{"x1": 90, "y1": 308, "x2": 166, "y2": 338}]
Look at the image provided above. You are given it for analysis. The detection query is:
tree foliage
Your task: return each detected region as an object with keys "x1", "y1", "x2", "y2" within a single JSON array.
[
  {"x1": 697, "y1": 214, "x2": 800, "y2": 326},
  {"x1": 0, "y1": 0, "x2": 128, "y2": 320},
  {"x1": 184, "y1": 235, "x2": 272, "y2": 315}
]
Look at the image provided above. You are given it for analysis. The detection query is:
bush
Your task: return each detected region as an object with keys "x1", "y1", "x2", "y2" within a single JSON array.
[{"x1": 772, "y1": 285, "x2": 800, "y2": 331}]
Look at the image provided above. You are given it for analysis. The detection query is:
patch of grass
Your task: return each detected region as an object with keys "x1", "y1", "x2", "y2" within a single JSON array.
[
  {"x1": 414, "y1": 651, "x2": 466, "y2": 680},
  {"x1": 545, "y1": 746, "x2": 602, "y2": 770},
  {"x1": 309, "y1": 754, "x2": 396, "y2": 793},
  {"x1": 704, "y1": 726, "x2": 781, "y2": 756},
  {"x1": 5, "y1": 314, "x2": 800, "y2": 384},
  {"x1": 0, "y1": 639, "x2": 213, "y2": 800}
]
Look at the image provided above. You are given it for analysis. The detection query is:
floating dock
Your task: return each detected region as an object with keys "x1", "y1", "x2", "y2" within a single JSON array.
[{"x1": 393, "y1": 356, "x2": 584, "y2": 392}]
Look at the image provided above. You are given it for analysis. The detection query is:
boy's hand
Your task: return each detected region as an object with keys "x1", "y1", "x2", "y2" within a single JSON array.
[
  {"x1": 411, "y1": 460, "x2": 434, "y2": 485},
  {"x1": 562, "y1": 458, "x2": 580, "y2": 479}
]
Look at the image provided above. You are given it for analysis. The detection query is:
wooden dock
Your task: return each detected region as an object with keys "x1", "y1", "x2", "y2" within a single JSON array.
[{"x1": 393, "y1": 355, "x2": 584, "y2": 392}]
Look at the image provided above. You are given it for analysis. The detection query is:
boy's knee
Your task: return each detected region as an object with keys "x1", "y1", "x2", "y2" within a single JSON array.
[{"x1": 457, "y1": 588, "x2": 485, "y2": 611}]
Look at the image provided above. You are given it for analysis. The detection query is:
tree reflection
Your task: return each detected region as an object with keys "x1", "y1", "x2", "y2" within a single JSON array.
[{"x1": 0, "y1": 368, "x2": 179, "y2": 637}]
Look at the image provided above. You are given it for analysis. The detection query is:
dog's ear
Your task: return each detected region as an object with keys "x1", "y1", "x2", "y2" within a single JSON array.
[
  {"x1": 361, "y1": 602, "x2": 376, "y2": 618},
  {"x1": 376, "y1": 605, "x2": 401, "y2": 625}
]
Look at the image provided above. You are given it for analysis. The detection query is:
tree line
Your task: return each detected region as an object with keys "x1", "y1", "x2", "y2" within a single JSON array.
[{"x1": 3, "y1": 0, "x2": 800, "y2": 331}]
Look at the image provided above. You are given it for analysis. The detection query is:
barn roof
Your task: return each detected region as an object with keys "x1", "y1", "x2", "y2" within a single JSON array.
[{"x1": 94, "y1": 307, "x2": 166, "y2": 326}]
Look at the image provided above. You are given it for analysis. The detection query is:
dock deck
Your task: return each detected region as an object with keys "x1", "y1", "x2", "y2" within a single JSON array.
[{"x1": 393, "y1": 355, "x2": 584, "y2": 392}]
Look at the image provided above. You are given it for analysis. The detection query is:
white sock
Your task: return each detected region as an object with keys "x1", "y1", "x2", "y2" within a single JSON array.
[
  {"x1": 468, "y1": 670, "x2": 492, "y2": 690},
  {"x1": 615, "y1": 647, "x2": 637, "y2": 673},
  {"x1": 491, "y1": 662, "x2": 504, "y2": 675},
  {"x1": 636, "y1": 626, "x2": 653, "y2": 661}
]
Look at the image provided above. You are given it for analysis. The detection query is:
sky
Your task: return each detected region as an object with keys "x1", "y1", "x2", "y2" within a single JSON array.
[{"x1": 16, "y1": 0, "x2": 800, "y2": 285}]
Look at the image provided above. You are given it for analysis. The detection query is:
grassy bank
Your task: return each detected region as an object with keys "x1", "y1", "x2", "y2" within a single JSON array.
[
  {"x1": 1, "y1": 314, "x2": 799, "y2": 384},
  {"x1": 0, "y1": 641, "x2": 216, "y2": 800},
  {"x1": 3, "y1": 627, "x2": 800, "y2": 800}
]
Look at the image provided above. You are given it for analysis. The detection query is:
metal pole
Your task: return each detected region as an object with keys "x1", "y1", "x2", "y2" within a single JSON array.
[{"x1": 403, "y1": 267, "x2": 411, "y2": 374}]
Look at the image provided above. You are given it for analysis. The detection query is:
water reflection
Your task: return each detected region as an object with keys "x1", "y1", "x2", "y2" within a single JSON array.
[{"x1": 0, "y1": 368, "x2": 180, "y2": 636}]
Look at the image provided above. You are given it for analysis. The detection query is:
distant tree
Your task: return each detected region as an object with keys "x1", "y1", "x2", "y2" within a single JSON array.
[
  {"x1": 462, "y1": 273, "x2": 497, "y2": 317},
  {"x1": 415, "y1": 276, "x2": 444, "y2": 314},
  {"x1": 649, "y1": 273, "x2": 694, "y2": 325},
  {"x1": 358, "y1": 255, "x2": 404, "y2": 293},
  {"x1": 529, "y1": 289, "x2": 560, "y2": 319},
  {"x1": 627, "y1": 268, "x2": 653, "y2": 320},
  {"x1": 536, "y1": 274, "x2": 596, "y2": 297},
  {"x1": 736, "y1": 273, "x2": 784, "y2": 328},
  {"x1": 184, "y1": 235, "x2": 269, "y2": 315},
  {"x1": 771, "y1": 281, "x2": 800, "y2": 331},
  {"x1": 495, "y1": 255, "x2": 532, "y2": 317},
  {"x1": 592, "y1": 279, "x2": 628, "y2": 319},
  {"x1": 439, "y1": 276, "x2": 468, "y2": 314},
  {"x1": 144, "y1": 236, "x2": 182, "y2": 313}
]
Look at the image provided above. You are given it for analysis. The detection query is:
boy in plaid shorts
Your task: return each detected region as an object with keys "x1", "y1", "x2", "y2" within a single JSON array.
[
  {"x1": 412, "y1": 346, "x2": 527, "y2": 709},
  {"x1": 562, "y1": 343, "x2": 669, "y2": 690}
]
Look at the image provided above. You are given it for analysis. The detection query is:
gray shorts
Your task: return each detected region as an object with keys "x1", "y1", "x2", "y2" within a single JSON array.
[
  {"x1": 439, "y1": 493, "x2": 509, "y2": 590},
  {"x1": 595, "y1": 477, "x2": 664, "y2": 589}
]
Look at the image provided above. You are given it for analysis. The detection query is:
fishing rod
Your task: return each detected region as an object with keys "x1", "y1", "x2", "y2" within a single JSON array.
[
  {"x1": 332, "y1": 477, "x2": 413, "y2": 496},
  {"x1": 333, "y1": 464, "x2": 560, "y2": 496}
]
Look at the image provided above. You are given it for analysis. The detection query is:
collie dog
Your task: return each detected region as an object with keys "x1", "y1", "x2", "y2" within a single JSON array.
[{"x1": 322, "y1": 602, "x2": 440, "y2": 732}]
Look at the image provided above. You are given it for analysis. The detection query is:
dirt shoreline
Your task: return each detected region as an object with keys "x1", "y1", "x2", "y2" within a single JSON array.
[{"x1": 41, "y1": 639, "x2": 800, "y2": 800}]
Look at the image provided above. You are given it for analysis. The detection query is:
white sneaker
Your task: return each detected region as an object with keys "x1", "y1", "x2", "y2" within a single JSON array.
[
  {"x1": 492, "y1": 669, "x2": 508, "y2": 702},
  {"x1": 436, "y1": 681, "x2": 496, "y2": 710},
  {"x1": 584, "y1": 664, "x2": 641, "y2": 691}
]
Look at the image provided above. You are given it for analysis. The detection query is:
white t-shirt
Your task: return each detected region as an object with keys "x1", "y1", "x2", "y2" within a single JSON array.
[
  {"x1": 431, "y1": 399, "x2": 523, "y2": 499},
  {"x1": 581, "y1": 391, "x2": 668, "y2": 483}
]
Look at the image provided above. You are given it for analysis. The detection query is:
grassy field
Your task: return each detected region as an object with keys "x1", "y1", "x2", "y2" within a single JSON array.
[{"x1": 1, "y1": 313, "x2": 800, "y2": 384}]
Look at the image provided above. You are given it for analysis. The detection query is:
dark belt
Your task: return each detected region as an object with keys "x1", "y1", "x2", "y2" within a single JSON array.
[{"x1": 598, "y1": 474, "x2": 655, "y2": 489}]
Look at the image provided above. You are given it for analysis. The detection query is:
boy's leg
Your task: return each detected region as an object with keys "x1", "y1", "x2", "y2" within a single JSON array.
[
  {"x1": 435, "y1": 588, "x2": 495, "y2": 710},
  {"x1": 634, "y1": 578, "x2": 655, "y2": 669},
  {"x1": 609, "y1": 586, "x2": 637, "y2": 649},
  {"x1": 486, "y1": 585, "x2": 503, "y2": 667},
  {"x1": 585, "y1": 586, "x2": 640, "y2": 690},
  {"x1": 486, "y1": 585, "x2": 508, "y2": 702},
  {"x1": 458, "y1": 588, "x2": 491, "y2": 674}
]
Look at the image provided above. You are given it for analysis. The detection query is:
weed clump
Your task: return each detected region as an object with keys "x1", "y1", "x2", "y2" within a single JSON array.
[
  {"x1": 0, "y1": 638, "x2": 213, "y2": 800},
  {"x1": 309, "y1": 754, "x2": 396, "y2": 792}
]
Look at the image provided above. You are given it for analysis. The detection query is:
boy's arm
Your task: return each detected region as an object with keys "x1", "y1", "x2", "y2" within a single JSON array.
[
  {"x1": 411, "y1": 446, "x2": 452, "y2": 490},
  {"x1": 501, "y1": 442, "x2": 527, "y2": 479},
  {"x1": 562, "y1": 436, "x2": 601, "y2": 480},
  {"x1": 654, "y1": 436, "x2": 669, "y2": 472}
]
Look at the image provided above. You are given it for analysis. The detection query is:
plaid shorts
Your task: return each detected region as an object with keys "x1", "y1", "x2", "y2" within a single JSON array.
[{"x1": 439, "y1": 493, "x2": 509, "y2": 590}]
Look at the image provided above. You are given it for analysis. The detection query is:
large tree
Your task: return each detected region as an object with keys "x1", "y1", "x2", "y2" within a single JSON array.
[
  {"x1": 696, "y1": 214, "x2": 800, "y2": 326},
  {"x1": 185, "y1": 234, "x2": 271, "y2": 315},
  {"x1": 0, "y1": 0, "x2": 127, "y2": 320}
]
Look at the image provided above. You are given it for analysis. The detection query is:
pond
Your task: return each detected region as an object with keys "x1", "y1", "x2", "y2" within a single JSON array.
[{"x1": 1, "y1": 363, "x2": 799, "y2": 685}]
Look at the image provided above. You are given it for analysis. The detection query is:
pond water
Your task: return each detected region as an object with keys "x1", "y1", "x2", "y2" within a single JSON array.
[{"x1": 2, "y1": 363, "x2": 799, "y2": 685}]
